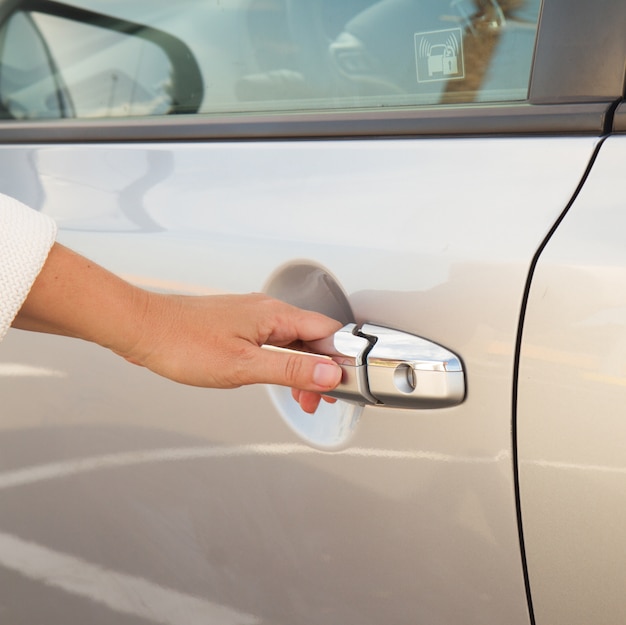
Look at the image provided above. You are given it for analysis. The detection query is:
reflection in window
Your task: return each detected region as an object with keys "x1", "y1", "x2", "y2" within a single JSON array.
[
  {"x1": 0, "y1": 6, "x2": 182, "y2": 120},
  {"x1": 234, "y1": 0, "x2": 542, "y2": 112},
  {"x1": 0, "y1": 0, "x2": 542, "y2": 121},
  {"x1": 0, "y1": 12, "x2": 70, "y2": 119},
  {"x1": 30, "y1": 12, "x2": 175, "y2": 118}
]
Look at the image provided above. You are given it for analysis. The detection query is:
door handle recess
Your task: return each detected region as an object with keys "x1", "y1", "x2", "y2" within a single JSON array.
[{"x1": 306, "y1": 323, "x2": 465, "y2": 409}]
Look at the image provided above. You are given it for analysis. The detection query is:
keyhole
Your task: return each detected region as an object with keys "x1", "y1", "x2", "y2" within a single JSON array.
[{"x1": 394, "y1": 364, "x2": 416, "y2": 394}]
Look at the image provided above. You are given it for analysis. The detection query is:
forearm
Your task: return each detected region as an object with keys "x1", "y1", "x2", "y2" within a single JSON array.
[{"x1": 12, "y1": 242, "x2": 147, "y2": 356}]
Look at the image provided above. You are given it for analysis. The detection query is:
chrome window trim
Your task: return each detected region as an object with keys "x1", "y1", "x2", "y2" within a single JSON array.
[{"x1": 0, "y1": 102, "x2": 615, "y2": 143}]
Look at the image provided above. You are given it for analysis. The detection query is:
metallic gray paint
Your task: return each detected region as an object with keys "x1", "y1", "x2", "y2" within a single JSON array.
[
  {"x1": 519, "y1": 135, "x2": 626, "y2": 625},
  {"x1": 0, "y1": 136, "x2": 599, "y2": 623}
]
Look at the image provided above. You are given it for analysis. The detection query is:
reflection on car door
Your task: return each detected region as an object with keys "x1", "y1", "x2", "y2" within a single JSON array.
[
  {"x1": 0, "y1": 0, "x2": 615, "y2": 623},
  {"x1": 0, "y1": 134, "x2": 599, "y2": 624}
]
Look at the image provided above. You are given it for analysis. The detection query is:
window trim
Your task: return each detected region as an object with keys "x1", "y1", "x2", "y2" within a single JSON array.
[
  {"x1": 0, "y1": 102, "x2": 613, "y2": 144},
  {"x1": 613, "y1": 103, "x2": 626, "y2": 134},
  {"x1": 530, "y1": 0, "x2": 626, "y2": 105}
]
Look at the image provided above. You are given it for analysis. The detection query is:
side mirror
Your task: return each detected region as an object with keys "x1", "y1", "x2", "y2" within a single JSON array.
[{"x1": 0, "y1": 1, "x2": 203, "y2": 119}]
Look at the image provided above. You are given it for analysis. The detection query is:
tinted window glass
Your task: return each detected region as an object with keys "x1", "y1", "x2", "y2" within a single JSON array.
[{"x1": 0, "y1": 0, "x2": 542, "y2": 120}]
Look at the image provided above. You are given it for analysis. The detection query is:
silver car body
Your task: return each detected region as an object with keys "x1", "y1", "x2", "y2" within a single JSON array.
[{"x1": 0, "y1": 1, "x2": 625, "y2": 623}]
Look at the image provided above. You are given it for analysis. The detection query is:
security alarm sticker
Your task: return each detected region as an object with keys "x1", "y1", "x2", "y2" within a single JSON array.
[{"x1": 414, "y1": 28, "x2": 465, "y2": 83}]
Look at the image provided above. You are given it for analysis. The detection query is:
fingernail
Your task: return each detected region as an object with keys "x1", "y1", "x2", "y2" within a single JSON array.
[{"x1": 313, "y1": 362, "x2": 341, "y2": 388}]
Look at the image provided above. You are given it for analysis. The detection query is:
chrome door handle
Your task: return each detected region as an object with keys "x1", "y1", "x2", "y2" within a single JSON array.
[{"x1": 307, "y1": 323, "x2": 465, "y2": 409}]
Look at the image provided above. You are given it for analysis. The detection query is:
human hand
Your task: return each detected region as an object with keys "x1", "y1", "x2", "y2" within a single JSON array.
[{"x1": 121, "y1": 292, "x2": 343, "y2": 412}]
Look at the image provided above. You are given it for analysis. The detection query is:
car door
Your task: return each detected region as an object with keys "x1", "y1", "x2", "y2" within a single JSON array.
[
  {"x1": 517, "y1": 133, "x2": 626, "y2": 625},
  {"x1": 0, "y1": 1, "x2": 623, "y2": 624}
]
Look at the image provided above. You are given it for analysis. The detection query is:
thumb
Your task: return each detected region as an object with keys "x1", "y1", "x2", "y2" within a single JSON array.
[{"x1": 253, "y1": 345, "x2": 342, "y2": 392}]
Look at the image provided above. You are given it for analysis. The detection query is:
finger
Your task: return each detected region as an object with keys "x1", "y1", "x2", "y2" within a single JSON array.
[
  {"x1": 249, "y1": 346, "x2": 342, "y2": 392},
  {"x1": 292, "y1": 388, "x2": 337, "y2": 413},
  {"x1": 296, "y1": 391, "x2": 323, "y2": 414},
  {"x1": 266, "y1": 304, "x2": 343, "y2": 346}
]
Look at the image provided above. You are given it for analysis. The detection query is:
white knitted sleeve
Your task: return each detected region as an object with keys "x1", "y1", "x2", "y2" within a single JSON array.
[{"x1": 0, "y1": 194, "x2": 57, "y2": 341}]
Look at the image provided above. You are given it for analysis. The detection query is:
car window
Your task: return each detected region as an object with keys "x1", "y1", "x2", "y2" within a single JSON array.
[{"x1": 0, "y1": 0, "x2": 542, "y2": 120}]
